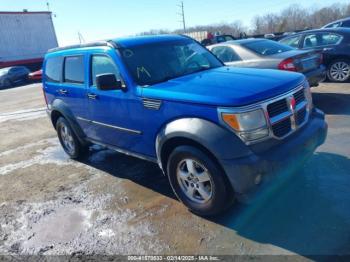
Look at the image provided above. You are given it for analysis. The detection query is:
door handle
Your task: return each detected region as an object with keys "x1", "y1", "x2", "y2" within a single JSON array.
[
  {"x1": 87, "y1": 93, "x2": 98, "y2": 100},
  {"x1": 58, "y1": 89, "x2": 68, "y2": 95}
]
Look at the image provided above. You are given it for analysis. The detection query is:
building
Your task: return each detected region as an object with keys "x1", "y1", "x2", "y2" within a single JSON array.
[{"x1": 0, "y1": 11, "x2": 58, "y2": 70}]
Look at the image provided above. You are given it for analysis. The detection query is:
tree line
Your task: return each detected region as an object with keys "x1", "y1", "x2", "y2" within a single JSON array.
[{"x1": 138, "y1": 2, "x2": 350, "y2": 37}]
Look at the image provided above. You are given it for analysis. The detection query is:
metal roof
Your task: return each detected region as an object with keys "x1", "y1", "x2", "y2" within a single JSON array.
[{"x1": 0, "y1": 11, "x2": 52, "y2": 15}]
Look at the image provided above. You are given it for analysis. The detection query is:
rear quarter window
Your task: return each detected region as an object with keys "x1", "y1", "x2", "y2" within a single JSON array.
[
  {"x1": 44, "y1": 56, "x2": 63, "y2": 83},
  {"x1": 243, "y1": 40, "x2": 293, "y2": 56},
  {"x1": 64, "y1": 56, "x2": 85, "y2": 84}
]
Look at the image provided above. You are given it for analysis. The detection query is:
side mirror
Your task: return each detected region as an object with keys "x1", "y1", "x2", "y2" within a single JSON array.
[{"x1": 96, "y1": 73, "x2": 123, "y2": 91}]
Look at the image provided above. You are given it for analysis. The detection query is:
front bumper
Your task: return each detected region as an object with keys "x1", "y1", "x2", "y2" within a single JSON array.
[
  {"x1": 304, "y1": 66, "x2": 326, "y2": 87},
  {"x1": 220, "y1": 108, "x2": 328, "y2": 195}
]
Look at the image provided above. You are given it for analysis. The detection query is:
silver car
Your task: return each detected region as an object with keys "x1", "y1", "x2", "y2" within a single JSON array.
[{"x1": 208, "y1": 39, "x2": 326, "y2": 87}]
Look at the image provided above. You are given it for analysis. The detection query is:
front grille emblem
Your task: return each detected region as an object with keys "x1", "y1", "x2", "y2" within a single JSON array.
[{"x1": 287, "y1": 96, "x2": 297, "y2": 130}]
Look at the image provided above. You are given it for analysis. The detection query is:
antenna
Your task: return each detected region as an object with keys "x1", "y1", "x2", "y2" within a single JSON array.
[
  {"x1": 177, "y1": 1, "x2": 186, "y2": 33},
  {"x1": 78, "y1": 31, "x2": 85, "y2": 44},
  {"x1": 46, "y1": 1, "x2": 50, "y2": 12}
]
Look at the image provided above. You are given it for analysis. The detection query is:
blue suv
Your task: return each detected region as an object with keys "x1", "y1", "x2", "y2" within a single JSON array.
[{"x1": 43, "y1": 35, "x2": 327, "y2": 215}]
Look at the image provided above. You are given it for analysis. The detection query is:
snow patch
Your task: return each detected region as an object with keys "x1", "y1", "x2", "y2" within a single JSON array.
[{"x1": 0, "y1": 107, "x2": 46, "y2": 123}]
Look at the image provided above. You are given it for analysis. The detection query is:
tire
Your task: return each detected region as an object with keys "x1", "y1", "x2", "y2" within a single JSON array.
[
  {"x1": 56, "y1": 117, "x2": 87, "y2": 159},
  {"x1": 327, "y1": 59, "x2": 350, "y2": 83},
  {"x1": 167, "y1": 145, "x2": 234, "y2": 216}
]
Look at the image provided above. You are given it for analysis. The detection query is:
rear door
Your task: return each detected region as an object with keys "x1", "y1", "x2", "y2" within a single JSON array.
[{"x1": 60, "y1": 55, "x2": 90, "y2": 130}]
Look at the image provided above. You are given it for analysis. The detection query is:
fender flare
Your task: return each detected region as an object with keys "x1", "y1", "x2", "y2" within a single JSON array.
[
  {"x1": 155, "y1": 118, "x2": 252, "y2": 171},
  {"x1": 50, "y1": 99, "x2": 87, "y2": 145}
]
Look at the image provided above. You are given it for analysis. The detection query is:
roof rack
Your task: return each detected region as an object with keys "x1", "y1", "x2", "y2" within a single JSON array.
[{"x1": 48, "y1": 40, "x2": 119, "y2": 53}]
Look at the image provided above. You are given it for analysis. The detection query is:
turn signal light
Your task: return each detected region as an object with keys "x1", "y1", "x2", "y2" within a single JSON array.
[{"x1": 222, "y1": 113, "x2": 240, "y2": 131}]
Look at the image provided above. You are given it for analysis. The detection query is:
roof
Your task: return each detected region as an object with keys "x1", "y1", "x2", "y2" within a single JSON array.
[
  {"x1": 0, "y1": 11, "x2": 51, "y2": 15},
  {"x1": 324, "y1": 17, "x2": 350, "y2": 25},
  {"x1": 290, "y1": 27, "x2": 350, "y2": 35},
  {"x1": 112, "y1": 34, "x2": 189, "y2": 48},
  {"x1": 225, "y1": 38, "x2": 267, "y2": 45},
  {"x1": 48, "y1": 35, "x2": 190, "y2": 53}
]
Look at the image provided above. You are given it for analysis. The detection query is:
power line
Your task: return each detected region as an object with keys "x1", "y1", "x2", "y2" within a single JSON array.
[{"x1": 177, "y1": 1, "x2": 186, "y2": 33}]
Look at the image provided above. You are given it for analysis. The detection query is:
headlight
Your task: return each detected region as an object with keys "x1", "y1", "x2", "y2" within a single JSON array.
[{"x1": 220, "y1": 108, "x2": 269, "y2": 143}]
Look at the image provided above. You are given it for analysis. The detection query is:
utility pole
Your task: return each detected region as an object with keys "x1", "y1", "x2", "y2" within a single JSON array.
[{"x1": 177, "y1": 1, "x2": 186, "y2": 33}]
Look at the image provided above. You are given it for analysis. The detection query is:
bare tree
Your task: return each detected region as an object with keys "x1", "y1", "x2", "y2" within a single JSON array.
[{"x1": 138, "y1": 2, "x2": 350, "y2": 36}]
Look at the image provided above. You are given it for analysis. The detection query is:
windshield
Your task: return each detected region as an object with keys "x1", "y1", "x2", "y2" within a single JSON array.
[
  {"x1": 243, "y1": 40, "x2": 294, "y2": 56},
  {"x1": 0, "y1": 68, "x2": 9, "y2": 75},
  {"x1": 119, "y1": 39, "x2": 223, "y2": 86}
]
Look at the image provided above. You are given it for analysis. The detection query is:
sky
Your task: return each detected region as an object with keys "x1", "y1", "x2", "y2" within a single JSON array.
[{"x1": 1, "y1": 0, "x2": 348, "y2": 46}]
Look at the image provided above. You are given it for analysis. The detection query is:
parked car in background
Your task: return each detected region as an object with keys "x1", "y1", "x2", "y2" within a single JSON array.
[
  {"x1": 322, "y1": 17, "x2": 350, "y2": 29},
  {"x1": 0, "y1": 66, "x2": 30, "y2": 89},
  {"x1": 279, "y1": 28, "x2": 350, "y2": 82},
  {"x1": 201, "y1": 34, "x2": 236, "y2": 46},
  {"x1": 28, "y1": 69, "x2": 42, "y2": 82},
  {"x1": 43, "y1": 35, "x2": 327, "y2": 215},
  {"x1": 208, "y1": 39, "x2": 326, "y2": 87}
]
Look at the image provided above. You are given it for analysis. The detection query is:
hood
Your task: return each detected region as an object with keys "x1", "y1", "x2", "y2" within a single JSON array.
[{"x1": 141, "y1": 67, "x2": 305, "y2": 107}]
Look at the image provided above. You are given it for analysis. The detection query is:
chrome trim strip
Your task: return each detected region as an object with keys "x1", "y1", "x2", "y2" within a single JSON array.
[
  {"x1": 218, "y1": 83, "x2": 310, "y2": 145},
  {"x1": 77, "y1": 117, "x2": 142, "y2": 135},
  {"x1": 86, "y1": 138, "x2": 157, "y2": 163},
  {"x1": 218, "y1": 84, "x2": 305, "y2": 113}
]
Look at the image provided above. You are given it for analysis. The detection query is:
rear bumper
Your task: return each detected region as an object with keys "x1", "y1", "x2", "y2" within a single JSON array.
[
  {"x1": 220, "y1": 108, "x2": 327, "y2": 195},
  {"x1": 304, "y1": 66, "x2": 326, "y2": 87}
]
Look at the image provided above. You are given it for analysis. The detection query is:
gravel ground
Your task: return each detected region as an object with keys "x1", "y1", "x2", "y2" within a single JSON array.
[{"x1": 0, "y1": 82, "x2": 349, "y2": 258}]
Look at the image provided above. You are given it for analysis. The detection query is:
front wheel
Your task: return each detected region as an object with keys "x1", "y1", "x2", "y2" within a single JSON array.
[
  {"x1": 327, "y1": 59, "x2": 350, "y2": 82},
  {"x1": 56, "y1": 117, "x2": 87, "y2": 159},
  {"x1": 167, "y1": 145, "x2": 234, "y2": 216}
]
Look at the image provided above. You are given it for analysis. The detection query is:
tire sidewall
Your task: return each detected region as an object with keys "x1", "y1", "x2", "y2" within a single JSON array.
[
  {"x1": 327, "y1": 59, "x2": 350, "y2": 83},
  {"x1": 56, "y1": 117, "x2": 80, "y2": 159},
  {"x1": 167, "y1": 145, "x2": 233, "y2": 216}
]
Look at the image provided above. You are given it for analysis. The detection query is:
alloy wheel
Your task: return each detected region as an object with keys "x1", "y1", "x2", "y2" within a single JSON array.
[
  {"x1": 176, "y1": 158, "x2": 213, "y2": 204},
  {"x1": 329, "y1": 61, "x2": 350, "y2": 82},
  {"x1": 60, "y1": 124, "x2": 75, "y2": 155}
]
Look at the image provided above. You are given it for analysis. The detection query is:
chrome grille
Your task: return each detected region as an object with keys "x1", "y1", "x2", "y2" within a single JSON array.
[
  {"x1": 294, "y1": 89, "x2": 305, "y2": 105},
  {"x1": 272, "y1": 118, "x2": 292, "y2": 138},
  {"x1": 267, "y1": 99, "x2": 288, "y2": 118},
  {"x1": 296, "y1": 108, "x2": 307, "y2": 125},
  {"x1": 267, "y1": 86, "x2": 310, "y2": 139}
]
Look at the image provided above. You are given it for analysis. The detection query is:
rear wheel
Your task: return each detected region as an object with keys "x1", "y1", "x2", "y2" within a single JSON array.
[
  {"x1": 167, "y1": 145, "x2": 234, "y2": 216},
  {"x1": 327, "y1": 59, "x2": 350, "y2": 82},
  {"x1": 56, "y1": 117, "x2": 87, "y2": 159}
]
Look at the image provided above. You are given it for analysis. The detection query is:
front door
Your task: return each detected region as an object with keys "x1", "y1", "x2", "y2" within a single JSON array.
[{"x1": 85, "y1": 52, "x2": 142, "y2": 150}]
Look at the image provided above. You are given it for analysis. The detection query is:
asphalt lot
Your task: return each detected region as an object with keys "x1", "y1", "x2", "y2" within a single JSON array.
[{"x1": 0, "y1": 82, "x2": 350, "y2": 257}]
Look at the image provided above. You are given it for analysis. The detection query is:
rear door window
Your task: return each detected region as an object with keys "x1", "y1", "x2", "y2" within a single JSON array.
[
  {"x1": 279, "y1": 35, "x2": 301, "y2": 48},
  {"x1": 303, "y1": 33, "x2": 342, "y2": 48},
  {"x1": 45, "y1": 56, "x2": 63, "y2": 83},
  {"x1": 64, "y1": 56, "x2": 85, "y2": 84},
  {"x1": 211, "y1": 46, "x2": 241, "y2": 63},
  {"x1": 243, "y1": 40, "x2": 293, "y2": 56}
]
